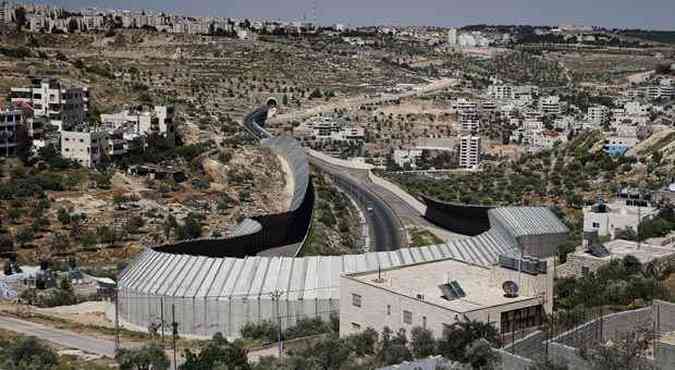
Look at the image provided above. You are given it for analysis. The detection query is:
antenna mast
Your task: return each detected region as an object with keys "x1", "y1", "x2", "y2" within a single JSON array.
[{"x1": 312, "y1": 0, "x2": 318, "y2": 27}]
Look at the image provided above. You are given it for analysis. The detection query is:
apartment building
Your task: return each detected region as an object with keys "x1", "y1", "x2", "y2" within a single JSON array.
[
  {"x1": 100, "y1": 105, "x2": 176, "y2": 146},
  {"x1": 487, "y1": 84, "x2": 513, "y2": 100},
  {"x1": 151, "y1": 106, "x2": 176, "y2": 146},
  {"x1": 452, "y1": 98, "x2": 478, "y2": 112},
  {"x1": 458, "y1": 111, "x2": 480, "y2": 132},
  {"x1": 458, "y1": 135, "x2": 480, "y2": 169},
  {"x1": 455, "y1": 99, "x2": 480, "y2": 133},
  {"x1": 538, "y1": 95, "x2": 561, "y2": 115},
  {"x1": 60, "y1": 128, "x2": 107, "y2": 168},
  {"x1": 660, "y1": 78, "x2": 675, "y2": 99},
  {"x1": 644, "y1": 79, "x2": 675, "y2": 100},
  {"x1": 330, "y1": 127, "x2": 365, "y2": 142},
  {"x1": 624, "y1": 101, "x2": 651, "y2": 116},
  {"x1": 512, "y1": 85, "x2": 540, "y2": 100},
  {"x1": 393, "y1": 149, "x2": 422, "y2": 169},
  {"x1": 0, "y1": 1, "x2": 13, "y2": 24},
  {"x1": 340, "y1": 256, "x2": 552, "y2": 338},
  {"x1": 9, "y1": 78, "x2": 88, "y2": 130},
  {"x1": 0, "y1": 109, "x2": 28, "y2": 157},
  {"x1": 587, "y1": 105, "x2": 609, "y2": 125},
  {"x1": 583, "y1": 199, "x2": 657, "y2": 239},
  {"x1": 447, "y1": 28, "x2": 458, "y2": 47}
]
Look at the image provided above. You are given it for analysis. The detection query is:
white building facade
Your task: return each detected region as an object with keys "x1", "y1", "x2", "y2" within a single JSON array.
[
  {"x1": 583, "y1": 200, "x2": 658, "y2": 239},
  {"x1": 100, "y1": 105, "x2": 176, "y2": 147},
  {"x1": 458, "y1": 135, "x2": 480, "y2": 169},
  {"x1": 339, "y1": 257, "x2": 553, "y2": 338},
  {"x1": 61, "y1": 129, "x2": 107, "y2": 168},
  {"x1": 10, "y1": 78, "x2": 88, "y2": 130}
]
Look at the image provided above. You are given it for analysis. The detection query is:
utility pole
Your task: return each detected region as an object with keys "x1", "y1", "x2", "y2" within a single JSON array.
[
  {"x1": 171, "y1": 304, "x2": 178, "y2": 370},
  {"x1": 114, "y1": 287, "x2": 120, "y2": 353},
  {"x1": 637, "y1": 205, "x2": 641, "y2": 250},
  {"x1": 270, "y1": 289, "x2": 284, "y2": 357},
  {"x1": 160, "y1": 297, "x2": 165, "y2": 346}
]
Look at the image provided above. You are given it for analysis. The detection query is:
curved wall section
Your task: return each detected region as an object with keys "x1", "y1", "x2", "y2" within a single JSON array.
[
  {"x1": 118, "y1": 204, "x2": 567, "y2": 339},
  {"x1": 154, "y1": 131, "x2": 314, "y2": 258},
  {"x1": 117, "y1": 106, "x2": 569, "y2": 339},
  {"x1": 263, "y1": 136, "x2": 309, "y2": 211},
  {"x1": 153, "y1": 182, "x2": 314, "y2": 258},
  {"x1": 422, "y1": 195, "x2": 493, "y2": 236}
]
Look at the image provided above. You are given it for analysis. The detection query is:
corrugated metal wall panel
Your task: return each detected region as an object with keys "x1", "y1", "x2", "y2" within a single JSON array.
[
  {"x1": 248, "y1": 257, "x2": 270, "y2": 298},
  {"x1": 174, "y1": 256, "x2": 208, "y2": 297},
  {"x1": 219, "y1": 258, "x2": 246, "y2": 298},
  {"x1": 143, "y1": 254, "x2": 178, "y2": 294},
  {"x1": 188, "y1": 257, "x2": 218, "y2": 298},
  {"x1": 203, "y1": 258, "x2": 233, "y2": 297},
  {"x1": 302, "y1": 256, "x2": 320, "y2": 300}
]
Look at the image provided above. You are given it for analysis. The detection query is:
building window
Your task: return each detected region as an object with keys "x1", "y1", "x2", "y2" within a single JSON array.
[
  {"x1": 351, "y1": 322, "x2": 361, "y2": 330},
  {"x1": 403, "y1": 310, "x2": 412, "y2": 325},
  {"x1": 500, "y1": 305, "x2": 544, "y2": 334},
  {"x1": 386, "y1": 305, "x2": 391, "y2": 316},
  {"x1": 352, "y1": 293, "x2": 362, "y2": 308},
  {"x1": 592, "y1": 222, "x2": 600, "y2": 228}
]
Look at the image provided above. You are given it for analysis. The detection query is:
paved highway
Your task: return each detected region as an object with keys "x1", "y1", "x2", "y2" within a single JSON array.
[
  {"x1": 310, "y1": 158, "x2": 464, "y2": 243},
  {"x1": 310, "y1": 157, "x2": 405, "y2": 252},
  {"x1": 0, "y1": 315, "x2": 118, "y2": 357}
]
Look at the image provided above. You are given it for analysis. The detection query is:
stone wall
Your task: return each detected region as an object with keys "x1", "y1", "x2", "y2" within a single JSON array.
[
  {"x1": 656, "y1": 340, "x2": 675, "y2": 370},
  {"x1": 496, "y1": 349, "x2": 533, "y2": 370},
  {"x1": 556, "y1": 253, "x2": 609, "y2": 278}
]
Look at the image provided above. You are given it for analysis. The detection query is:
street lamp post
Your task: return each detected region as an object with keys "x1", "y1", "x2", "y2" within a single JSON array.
[{"x1": 270, "y1": 289, "x2": 284, "y2": 357}]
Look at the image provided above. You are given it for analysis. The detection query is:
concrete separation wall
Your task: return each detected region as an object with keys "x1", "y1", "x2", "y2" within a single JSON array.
[
  {"x1": 422, "y1": 196, "x2": 493, "y2": 236},
  {"x1": 368, "y1": 171, "x2": 427, "y2": 215},
  {"x1": 306, "y1": 149, "x2": 374, "y2": 170}
]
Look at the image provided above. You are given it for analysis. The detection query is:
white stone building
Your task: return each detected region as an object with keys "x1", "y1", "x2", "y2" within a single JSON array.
[
  {"x1": 0, "y1": 0, "x2": 14, "y2": 24},
  {"x1": 339, "y1": 256, "x2": 553, "y2": 338},
  {"x1": 9, "y1": 78, "x2": 88, "y2": 131},
  {"x1": 538, "y1": 96, "x2": 561, "y2": 115},
  {"x1": 644, "y1": 79, "x2": 675, "y2": 100},
  {"x1": 393, "y1": 149, "x2": 422, "y2": 169},
  {"x1": 447, "y1": 28, "x2": 458, "y2": 47},
  {"x1": 587, "y1": 105, "x2": 609, "y2": 125},
  {"x1": 559, "y1": 239, "x2": 675, "y2": 278},
  {"x1": 100, "y1": 105, "x2": 176, "y2": 146},
  {"x1": 458, "y1": 111, "x2": 480, "y2": 132},
  {"x1": 583, "y1": 200, "x2": 658, "y2": 239},
  {"x1": 487, "y1": 84, "x2": 513, "y2": 100},
  {"x1": 330, "y1": 127, "x2": 365, "y2": 142},
  {"x1": 60, "y1": 128, "x2": 107, "y2": 168},
  {"x1": 458, "y1": 135, "x2": 480, "y2": 169}
]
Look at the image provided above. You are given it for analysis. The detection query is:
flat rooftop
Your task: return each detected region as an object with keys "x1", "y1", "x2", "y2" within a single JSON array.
[
  {"x1": 660, "y1": 332, "x2": 675, "y2": 346},
  {"x1": 346, "y1": 258, "x2": 537, "y2": 313},
  {"x1": 584, "y1": 200, "x2": 657, "y2": 216},
  {"x1": 574, "y1": 239, "x2": 675, "y2": 264}
]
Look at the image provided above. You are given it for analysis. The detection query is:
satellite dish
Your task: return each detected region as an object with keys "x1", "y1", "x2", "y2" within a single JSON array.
[
  {"x1": 502, "y1": 281, "x2": 519, "y2": 298},
  {"x1": 669, "y1": 183, "x2": 675, "y2": 192}
]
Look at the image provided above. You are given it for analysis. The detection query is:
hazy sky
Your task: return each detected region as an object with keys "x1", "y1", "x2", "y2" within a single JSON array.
[{"x1": 56, "y1": 0, "x2": 674, "y2": 30}]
